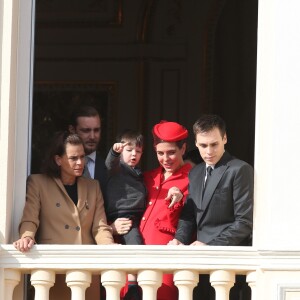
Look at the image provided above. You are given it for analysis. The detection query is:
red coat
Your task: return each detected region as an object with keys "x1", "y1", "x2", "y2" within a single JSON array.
[
  {"x1": 139, "y1": 163, "x2": 191, "y2": 300},
  {"x1": 140, "y1": 163, "x2": 191, "y2": 244}
]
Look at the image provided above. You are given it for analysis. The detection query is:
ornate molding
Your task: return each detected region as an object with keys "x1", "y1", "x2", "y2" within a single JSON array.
[{"x1": 36, "y1": 0, "x2": 123, "y2": 27}]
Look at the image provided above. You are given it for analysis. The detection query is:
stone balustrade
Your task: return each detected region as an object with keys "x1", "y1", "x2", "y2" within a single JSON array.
[{"x1": 2, "y1": 245, "x2": 300, "y2": 300}]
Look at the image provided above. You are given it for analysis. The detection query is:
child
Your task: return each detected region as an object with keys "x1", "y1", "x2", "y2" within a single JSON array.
[
  {"x1": 105, "y1": 129, "x2": 146, "y2": 300},
  {"x1": 105, "y1": 129, "x2": 146, "y2": 246}
]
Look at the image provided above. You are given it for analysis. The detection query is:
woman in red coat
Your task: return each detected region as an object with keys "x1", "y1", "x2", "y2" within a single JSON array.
[
  {"x1": 140, "y1": 121, "x2": 191, "y2": 300},
  {"x1": 116, "y1": 121, "x2": 191, "y2": 300}
]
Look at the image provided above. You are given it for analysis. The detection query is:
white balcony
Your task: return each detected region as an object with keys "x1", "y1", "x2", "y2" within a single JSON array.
[{"x1": 2, "y1": 244, "x2": 300, "y2": 300}]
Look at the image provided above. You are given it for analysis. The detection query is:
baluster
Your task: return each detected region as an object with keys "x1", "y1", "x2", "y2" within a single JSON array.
[
  {"x1": 31, "y1": 269, "x2": 55, "y2": 300},
  {"x1": 246, "y1": 271, "x2": 257, "y2": 300},
  {"x1": 66, "y1": 270, "x2": 91, "y2": 300},
  {"x1": 101, "y1": 270, "x2": 126, "y2": 300},
  {"x1": 210, "y1": 270, "x2": 235, "y2": 300},
  {"x1": 4, "y1": 269, "x2": 21, "y2": 300},
  {"x1": 174, "y1": 270, "x2": 198, "y2": 300},
  {"x1": 138, "y1": 270, "x2": 162, "y2": 300}
]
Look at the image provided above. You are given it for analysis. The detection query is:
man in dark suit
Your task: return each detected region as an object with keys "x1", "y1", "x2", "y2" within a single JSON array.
[
  {"x1": 69, "y1": 106, "x2": 107, "y2": 193},
  {"x1": 169, "y1": 114, "x2": 253, "y2": 299}
]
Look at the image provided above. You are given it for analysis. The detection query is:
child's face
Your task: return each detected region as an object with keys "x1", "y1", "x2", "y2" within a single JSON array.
[{"x1": 121, "y1": 143, "x2": 143, "y2": 168}]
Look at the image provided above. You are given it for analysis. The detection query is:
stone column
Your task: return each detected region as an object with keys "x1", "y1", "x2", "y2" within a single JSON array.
[
  {"x1": 4, "y1": 269, "x2": 21, "y2": 300},
  {"x1": 174, "y1": 270, "x2": 198, "y2": 300},
  {"x1": 101, "y1": 270, "x2": 126, "y2": 300},
  {"x1": 210, "y1": 270, "x2": 235, "y2": 300},
  {"x1": 66, "y1": 270, "x2": 91, "y2": 300},
  {"x1": 31, "y1": 270, "x2": 55, "y2": 300},
  {"x1": 137, "y1": 270, "x2": 162, "y2": 300},
  {"x1": 246, "y1": 271, "x2": 257, "y2": 300}
]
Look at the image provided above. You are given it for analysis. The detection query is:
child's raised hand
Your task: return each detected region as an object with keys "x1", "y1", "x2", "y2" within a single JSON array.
[{"x1": 113, "y1": 142, "x2": 129, "y2": 153}]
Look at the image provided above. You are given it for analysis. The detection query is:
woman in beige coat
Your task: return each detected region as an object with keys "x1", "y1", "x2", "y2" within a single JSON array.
[{"x1": 14, "y1": 131, "x2": 114, "y2": 299}]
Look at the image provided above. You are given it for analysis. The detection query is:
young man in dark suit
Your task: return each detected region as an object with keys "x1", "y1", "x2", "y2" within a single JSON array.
[
  {"x1": 169, "y1": 114, "x2": 253, "y2": 299},
  {"x1": 69, "y1": 106, "x2": 107, "y2": 193}
]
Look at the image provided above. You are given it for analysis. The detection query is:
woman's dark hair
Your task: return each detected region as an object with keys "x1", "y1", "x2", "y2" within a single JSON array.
[
  {"x1": 41, "y1": 131, "x2": 83, "y2": 178},
  {"x1": 152, "y1": 136, "x2": 187, "y2": 149}
]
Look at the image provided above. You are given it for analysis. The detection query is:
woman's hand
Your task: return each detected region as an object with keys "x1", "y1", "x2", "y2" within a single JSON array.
[
  {"x1": 168, "y1": 238, "x2": 184, "y2": 245},
  {"x1": 190, "y1": 240, "x2": 207, "y2": 246},
  {"x1": 110, "y1": 218, "x2": 132, "y2": 235},
  {"x1": 13, "y1": 237, "x2": 35, "y2": 252},
  {"x1": 165, "y1": 186, "x2": 184, "y2": 208}
]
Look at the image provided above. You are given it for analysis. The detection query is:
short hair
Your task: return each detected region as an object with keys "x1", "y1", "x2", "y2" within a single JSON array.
[
  {"x1": 42, "y1": 131, "x2": 83, "y2": 178},
  {"x1": 193, "y1": 114, "x2": 226, "y2": 138},
  {"x1": 183, "y1": 148, "x2": 203, "y2": 165},
  {"x1": 70, "y1": 105, "x2": 100, "y2": 127},
  {"x1": 153, "y1": 135, "x2": 186, "y2": 149},
  {"x1": 116, "y1": 129, "x2": 144, "y2": 148}
]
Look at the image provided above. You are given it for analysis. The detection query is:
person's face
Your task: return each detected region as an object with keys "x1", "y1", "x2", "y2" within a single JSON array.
[
  {"x1": 195, "y1": 127, "x2": 227, "y2": 166},
  {"x1": 70, "y1": 116, "x2": 101, "y2": 155},
  {"x1": 121, "y1": 143, "x2": 143, "y2": 168},
  {"x1": 155, "y1": 142, "x2": 186, "y2": 174},
  {"x1": 55, "y1": 143, "x2": 85, "y2": 181}
]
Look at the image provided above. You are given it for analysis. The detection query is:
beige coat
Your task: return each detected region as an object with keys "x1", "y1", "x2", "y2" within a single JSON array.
[
  {"x1": 19, "y1": 174, "x2": 113, "y2": 245},
  {"x1": 19, "y1": 174, "x2": 113, "y2": 300}
]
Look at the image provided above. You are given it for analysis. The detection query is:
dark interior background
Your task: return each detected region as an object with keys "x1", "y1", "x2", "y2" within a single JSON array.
[{"x1": 31, "y1": 0, "x2": 258, "y2": 173}]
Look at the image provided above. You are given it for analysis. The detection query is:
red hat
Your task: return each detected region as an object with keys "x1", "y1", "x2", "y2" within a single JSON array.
[{"x1": 152, "y1": 120, "x2": 188, "y2": 142}]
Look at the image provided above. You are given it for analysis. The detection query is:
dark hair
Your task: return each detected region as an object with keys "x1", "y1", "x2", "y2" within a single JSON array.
[
  {"x1": 152, "y1": 135, "x2": 187, "y2": 149},
  {"x1": 116, "y1": 129, "x2": 144, "y2": 148},
  {"x1": 183, "y1": 148, "x2": 203, "y2": 165},
  {"x1": 41, "y1": 131, "x2": 83, "y2": 178},
  {"x1": 193, "y1": 114, "x2": 226, "y2": 138},
  {"x1": 69, "y1": 105, "x2": 100, "y2": 127}
]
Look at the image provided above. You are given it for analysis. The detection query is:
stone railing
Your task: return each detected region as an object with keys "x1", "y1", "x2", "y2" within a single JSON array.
[{"x1": 1, "y1": 245, "x2": 299, "y2": 300}]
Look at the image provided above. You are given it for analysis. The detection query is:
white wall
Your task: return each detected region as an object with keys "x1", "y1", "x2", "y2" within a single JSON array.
[
  {"x1": 0, "y1": 0, "x2": 19, "y2": 243},
  {"x1": 12, "y1": 0, "x2": 35, "y2": 242},
  {"x1": 0, "y1": 0, "x2": 34, "y2": 244},
  {"x1": 254, "y1": 0, "x2": 300, "y2": 249}
]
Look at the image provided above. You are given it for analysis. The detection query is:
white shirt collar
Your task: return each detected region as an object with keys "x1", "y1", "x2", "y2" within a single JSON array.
[
  {"x1": 85, "y1": 151, "x2": 96, "y2": 178},
  {"x1": 86, "y1": 151, "x2": 96, "y2": 162},
  {"x1": 206, "y1": 164, "x2": 215, "y2": 169}
]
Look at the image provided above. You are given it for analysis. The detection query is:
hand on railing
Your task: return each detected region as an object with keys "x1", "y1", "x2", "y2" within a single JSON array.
[
  {"x1": 167, "y1": 238, "x2": 184, "y2": 245},
  {"x1": 13, "y1": 236, "x2": 34, "y2": 252},
  {"x1": 168, "y1": 239, "x2": 207, "y2": 246},
  {"x1": 190, "y1": 240, "x2": 207, "y2": 246}
]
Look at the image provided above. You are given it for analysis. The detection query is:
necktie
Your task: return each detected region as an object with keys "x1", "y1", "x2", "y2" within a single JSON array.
[
  {"x1": 83, "y1": 157, "x2": 91, "y2": 178},
  {"x1": 204, "y1": 166, "x2": 213, "y2": 188},
  {"x1": 201, "y1": 166, "x2": 213, "y2": 208}
]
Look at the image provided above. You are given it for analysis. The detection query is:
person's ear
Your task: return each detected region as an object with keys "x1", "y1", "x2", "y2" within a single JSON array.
[
  {"x1": 181, "y1": 143, "x2": 187, "y2": 155},
  {"x1": 68, "y1": 125, "x2": 75, "y2": 133},
  {"x1": 54, "y1": 155, "x2": 61, "y2": 166},
  {"x1": 223, "y1": 133, "x2": 228, "y2": 144}
]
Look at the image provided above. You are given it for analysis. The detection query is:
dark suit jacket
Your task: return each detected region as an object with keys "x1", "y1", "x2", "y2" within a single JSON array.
[
  {"x1": 175, "y1": 151, "x2": 254, "y2": 246},
  {"x1": 93, "y1": 152, "x2": 108, "y2": 196}
]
